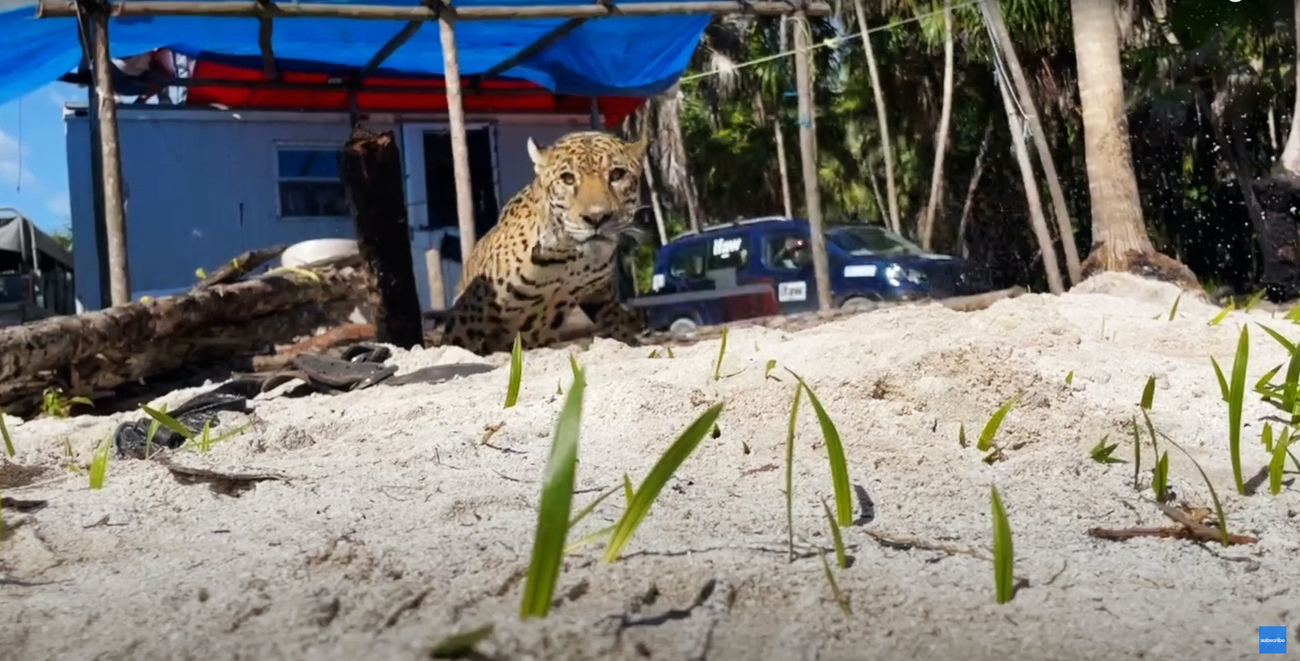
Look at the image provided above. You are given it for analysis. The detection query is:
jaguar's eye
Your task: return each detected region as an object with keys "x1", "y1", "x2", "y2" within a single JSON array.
[
  {"x1": 560, "y1": 172, "x2": 577, "y2": 185},
  {"x1": 608, "y1": 168, "x2": 627, "y2": 183}
]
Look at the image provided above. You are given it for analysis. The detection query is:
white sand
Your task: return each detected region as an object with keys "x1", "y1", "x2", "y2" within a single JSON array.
[{"x1": 2, "y1": 272, "x2": 1298, "y2": 661}]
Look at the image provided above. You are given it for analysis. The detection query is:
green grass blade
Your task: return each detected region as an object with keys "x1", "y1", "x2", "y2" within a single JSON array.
[
  {"x1": 990, "y1": 485, "x2": 1015, "y2": 604},
  {"x1": 958, "y1": 423, "x2": 967, "y2": 447},
  {"x1": 1140, "y1": 376, "x2": 1156, "y2": 410},
  {"x1": 1131, "y1": 417, "x2": 1142, "y2": 490},
  {"x1": 1140, "y1": 407, "x2": 1160, "y2": 460},
  {"x1": 1245, "y1": 289, "x2": 1266, "y2": 311},
  {"x1": 1209, "y1": 301, "x2": 1234, "y2": 326},
  {"x1": 568, "y1": 482, "x2": 621, "y2": 530},
  {"x1": 622, "y1": 473, "x2": 634, "y2": 505},
  {"x1": 1286, "y1": 302, "x2": 1300, "y2": 322},
  {"x1": 504, "y1": 333, "x2": 523, "y2": 409},
  {"x1": 1269, "y1": 437, "x2": 1290, "y2": 496},
  {"x1": 819, "y1": 550, "x2": 852, "y2": 615},
  {"x1": 430, "y1": 623, "x2": 494, "y2": 659},
  {"x1": 0, "y1": 406, "x2": 13, "y2": 457},
  {"x1": 89, "y1": 432, "x2": 112, "y2": 490},
  {"x1": 785, "y1": 369, "x2": 853, "y2": 527},
  {"x1": 1167, "y1": 293, "x2": 1182, "y2": 320},
  {"x1": 765, "y1": 359, "x2": 779, "y2": 380},
  {"x1": 141, "y1": 405, "x2": 197, "y2": 441},
  {"x1": 1257, "y1": 323, "x2": 1295, "y2": 353},
  {"x1": 977, "y1": 392, "x2": 1021, "y2": 452},
  {"x1": 1228, "y1": 325, "x2": 1250, "y2": 495},
  {"x1": 1064, "y1": 370, "x2": 1074, "y2": 386},
  {"x1": 785, "y1": 383, "x2": 803, "y2": 563},
  {"x1": 1089, "y1": 435, "x2": 1124, "y2": 464},
  {"x1": 1158, "y1": 430, "x2": 1232, "y2": 546},
  {"x1": 564, "y1": 523, "x2": 615, "y2": 554},
  {"x1": 603, "y1": 402, "x2": 724, "y2": 562},
  {"x1": 713, "y1": 327, "x2": 729, "y2": 381},
  {"x1": 1152, "y1": 451, "x2": 1169, "y2": 502},
  {"x1": 1262, "y1": 422, "x2": 1274, "y2": 453},
  {"x1": 1210, "y1": 357, "x2": 1230, "y2": 401},
  {"x1": 519, "y1": 362, "x2": 586, "y2": 619},
  {"x1": 821, "y1": 498, "x2": 848, "y2": 569},
  {"x1": 1255, "y1": 364, "x2": 1283, "y2": 398}
]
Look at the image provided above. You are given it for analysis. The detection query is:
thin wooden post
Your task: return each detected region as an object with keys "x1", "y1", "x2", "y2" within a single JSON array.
[
  {"x1": 792, "y1": 13, "x2": 831, "y2": 311},
  {"x1": 439, "y1": 12, "x2": 477, "y2": 268},
  {"x1": 425, "y1": 246, "x2": 446, "y2": 310},
  {"x1": 77, "y1": 0, "x2": 131, "y2": 306},
  {"x1": 590, "y1": 97, "x2": 601, "y2": 129},
  {"x1": 340, "y1": 128, "x2": 425, "y2": 349}
]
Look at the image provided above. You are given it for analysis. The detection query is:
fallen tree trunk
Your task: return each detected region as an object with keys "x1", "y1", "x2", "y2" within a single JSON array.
[{"x1": 0, "y1": 266, "x2": 366, "y2": 415}]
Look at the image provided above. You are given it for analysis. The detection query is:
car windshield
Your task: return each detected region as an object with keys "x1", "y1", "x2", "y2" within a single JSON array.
[{"x1": 828, "y1": 225, "x2": 925, "y2": 256}]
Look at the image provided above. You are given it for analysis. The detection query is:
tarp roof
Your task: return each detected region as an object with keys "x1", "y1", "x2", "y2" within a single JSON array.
[
  {"x1": 0, "y1": 209, "x2": 74, "y2": 270},
  {"x1": 0, "y1": 0, "x2": 712, "y2": 107}
]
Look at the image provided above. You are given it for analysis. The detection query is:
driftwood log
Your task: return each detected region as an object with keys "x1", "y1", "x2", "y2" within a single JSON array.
[{"x1": 0, "y1": 266, "x2": 366, "y2": 416}]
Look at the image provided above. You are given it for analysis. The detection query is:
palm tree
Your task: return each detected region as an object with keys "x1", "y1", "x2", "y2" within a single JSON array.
[
  {"x1": 919, "y1": 0, "x2": 955, "y2": 250},
  {"x1": 1070, "y1": 0, "x2": 1196, "y2": 289},
  {"x1": 850, "y1": 0, "x2": 903, "y2": 233}
]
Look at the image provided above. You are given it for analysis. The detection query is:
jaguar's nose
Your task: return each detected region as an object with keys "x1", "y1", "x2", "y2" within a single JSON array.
[{"x1": 582, "y1": 212, "x2": 614, "y2": 228}]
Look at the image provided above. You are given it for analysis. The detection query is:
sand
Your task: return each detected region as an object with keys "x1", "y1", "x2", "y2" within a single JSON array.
[{"x1": 2, "y1": 272, "x2": 1298, "y2": 661}]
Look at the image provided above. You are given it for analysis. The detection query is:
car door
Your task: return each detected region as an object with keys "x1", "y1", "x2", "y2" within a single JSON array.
[{"x1": 758, "y1": 228, "x2": 821, "y2": 315}]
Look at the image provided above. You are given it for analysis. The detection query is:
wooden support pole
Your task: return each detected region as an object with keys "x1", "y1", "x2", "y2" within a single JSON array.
[
  {"x1": 425, "y1": 247, "x2": 446, "y2": 310},
  {"x1": 257, "y1": 0, "x2": 277, "y2": 78},
  {"x1": 792, "y1": 13, "x2": 831, "y2": 311},
  {"x1": 77, "y1": 0, "x2": 132, "y2": 307},
  {"x1": 439, "y1": 13, "x2": 478, "y2": 267},
  {"x1": 38, "y1": 0, "x2": 834, "y2": 19},
  {"x1": 339, "y1": 128, "x2": 425, "y2": 349}
]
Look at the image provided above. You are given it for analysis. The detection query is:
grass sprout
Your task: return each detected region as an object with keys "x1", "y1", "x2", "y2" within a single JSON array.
[
  {"x1": 603, "y1": 402, "x2": 724, "y2": 562},
  {"x1": 713, "y1": 327, "x2": 729, "y2": 380},
  {"x1": 1262, "y1": 423, "x2": 1274, "y2": 453},
  {"x1": 1210, "y1": 357, "x2": 1230, "y2": 401},
  {"x1": 821, "y1": 498, "x2": 848, "y2": 569},
  {"x1": 89, "y1": 432, "x2": 112, "y2": 489},
  {"x1": 1209, "y1": 300, "x2": 1234, "y2": 326},
  {"x1": 0, "y1": 406, "x2": 13, "y2": 457},
  {"x1": 42, "y1": 387, "x2": 93, "y2": 419},
  {"x1": 1152, "y1": 452, "x2": 1170, "y2": 502},
  {"x1": 1141, "y1": 376, "x2": 1156, "y2": 410},
  {"x1": 1131, "y1": 417, "x2": 1142, "y2": 490},
  {"x1": 785, "y1": 368, "x2": 853, "y2": 527},
  {"x1": 1227, "y1": 325, "x2": 1250, "y2": 495},
  {"x1": 1167, "y1": 294, "x2": 1182, "y2": 320},
  {"x1": 785, "y1": 383, "x2": 803, "y2": 562},
  {"x1": 519, "y1": 359, "x2": 586, "y2": 619},
  {"x1": 1245, "y1": 289, "x2": 1266, "y2": 311},
  {"x1": 504, "y1": 333, "x2": 523, "y2": 408},
  {"x1": 1269, "y1": 434, "x2": 1292, "y2": 495},
  {"x1": 1065, "y1": 370, "x2": 1074, "y2": 386},
  {"x1": 765, "y1": 359, "x2": 779, "y2": 381},
  {"x1": 1089, "y1": 435, "x2": 1124, "y2": 464},
  {"x1": 568, "y1": 482, "x2": 621, "y2": 530},
  {"x1": 430, "y1": 623, "x2": 494, "y2": 659},
  {"x1": 990, "y1": 485, "x2": 1015, "y2": 604},
  {"x1": 1155, "y1": 429, "x2": 1232, "y2": 546},
  {"x1": 819, "y1": 549, "x2": 852, "y2": 615},
  {"x1": 958, "y1": 423, "x2": 967, "y2": 447},
  {"x1": 977, "y1": 392, "x2": 1022, "y2": 453}
]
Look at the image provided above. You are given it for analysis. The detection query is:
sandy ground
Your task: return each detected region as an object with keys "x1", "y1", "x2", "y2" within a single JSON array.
[{"x1": 2, "y1": 272, "x2": 1298, "y2": 661}]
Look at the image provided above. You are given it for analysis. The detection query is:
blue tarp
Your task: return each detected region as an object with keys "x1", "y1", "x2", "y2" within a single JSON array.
[{"x1": 0, "y1": 0, "x2": 712, "y2": 106}]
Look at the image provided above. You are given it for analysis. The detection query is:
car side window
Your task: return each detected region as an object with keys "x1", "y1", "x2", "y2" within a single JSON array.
[
  {"x1": 705, "y1": 235, "x2": 750, "y2": 271},
  {"x1": 667, "y1": 242, "x2": 707, "y2": 279},
  {"x1": 764, "y1": 232, "x2": 811, "y2": 270}
]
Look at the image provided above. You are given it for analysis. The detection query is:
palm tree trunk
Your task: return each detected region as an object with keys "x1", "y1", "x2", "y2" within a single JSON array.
[
  {"x1": 852, "y1": 0, "x2": 901, "y2": 235},
  {"x1": 1280, "y1": 0, "x2": 1300, "y2": 175},
  {"x1": 980, "y1": 0, "x2": 1082, "y2": 285},
  {"x1": 1070, "y1": 0, "x2": 1158, "y2": 274},
  {"x1": 642, "y1": 153, "x2": 669, "y2": 245},
  {"x1": 774, "y1": 119, "x2": 794, "y2": 218},
  {"x1": 775, "y1": 15, "x2": 795, "y2": 218},
  {"x1": 958, "y1": 118, "x2": 994, "y2": 259},
  {"x1": 920, "y1": 0, "x2": 954, "y2": 251},
  {"x1": 998, "y1": 71, "x2": 1064, "y2": 294}
]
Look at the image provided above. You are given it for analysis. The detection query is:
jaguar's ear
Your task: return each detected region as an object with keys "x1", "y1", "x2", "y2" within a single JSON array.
[
  {"x1": 626, "y1": 133, "x2": 649, "y2": 161},
  {"x1": 527, "y1": 137, "x2": 547, "y2": 171}
]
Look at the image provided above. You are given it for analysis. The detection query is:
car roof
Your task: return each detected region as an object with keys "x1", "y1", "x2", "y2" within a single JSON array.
[{"x1": 664, "y1": 217, "x2": 809, "y2": 246}]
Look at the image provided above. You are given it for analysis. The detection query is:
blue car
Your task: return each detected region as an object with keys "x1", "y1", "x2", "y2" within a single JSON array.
[{"x1": 629, "y1": 216, "x2": 992, "y2": 336}]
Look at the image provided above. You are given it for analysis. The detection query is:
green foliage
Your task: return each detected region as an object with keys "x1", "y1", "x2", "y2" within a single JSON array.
[
  {"x1": 0, "y1": 407, "x2": 13, "y2": 457},
  {"x1": 1089, "y1": 435, "x2": 1124, "y2": 464},
  {"x1": 505, "y1": 333, "x2": 523, "y2": 409},
  {"x1": 990, "y1": 485, "x2": 1015, "y2": 604}
]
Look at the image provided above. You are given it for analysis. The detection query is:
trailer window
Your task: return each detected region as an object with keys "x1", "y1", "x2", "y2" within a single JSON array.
[{"x1": 276, "y1": 146, "x2": 350, "y2": 219}]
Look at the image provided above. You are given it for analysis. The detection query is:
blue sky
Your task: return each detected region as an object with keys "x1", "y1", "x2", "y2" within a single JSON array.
[{"x1": 0, "y1": 81, "x2": 87, "y2": 234}]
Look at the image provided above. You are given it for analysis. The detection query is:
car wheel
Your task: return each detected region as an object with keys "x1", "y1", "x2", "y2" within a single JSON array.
[
  {"x1": 668, "y1": 317, "x2": 699, "y2": 338},
  {"x1": 840, "y1": 297, "x2": 878, "y2": 314}
]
